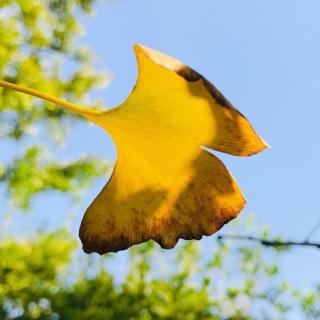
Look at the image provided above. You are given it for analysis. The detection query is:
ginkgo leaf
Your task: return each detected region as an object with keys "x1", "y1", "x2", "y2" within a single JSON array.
[{"x1": 0, "y1": 44, "x2": 268, "y2": 254}]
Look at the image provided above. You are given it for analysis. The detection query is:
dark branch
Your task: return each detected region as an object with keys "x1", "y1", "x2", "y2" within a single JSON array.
[{"x1": 217, "y1": 235, "x2": 320, "y2": 250}]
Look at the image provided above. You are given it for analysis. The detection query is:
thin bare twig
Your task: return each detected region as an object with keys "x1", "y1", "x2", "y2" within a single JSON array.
[
  {"x1": 217, "y1": 235, "x2": 320, "y2": 250},
  {"x1": 305, "y1": 220, "x2": 320, "y2": 242}
]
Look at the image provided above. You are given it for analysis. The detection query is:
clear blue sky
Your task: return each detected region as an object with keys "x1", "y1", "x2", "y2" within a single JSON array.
[{"x1": 2, "y1": 0, "x2": 320, "y2": 293}]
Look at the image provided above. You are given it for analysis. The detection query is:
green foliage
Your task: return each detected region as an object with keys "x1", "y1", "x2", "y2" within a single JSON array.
[
  {"x1": 0, "y1": 0, "x2": 106, "y2": 140},
  {"x1": 3, "y1": 146, "x2": 109, "y2": 209},
  {"x1": 0, "y1": 0, "x2": 108, "y2": 209},
  {"x1": 1, "y1": 231, "x2": 319, "y2": 320}
]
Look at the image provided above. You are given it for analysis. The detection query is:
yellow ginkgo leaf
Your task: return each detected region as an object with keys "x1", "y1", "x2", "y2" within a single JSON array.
[{"x1": 0, "y1": 44, "x2": 267, "y2": 254}]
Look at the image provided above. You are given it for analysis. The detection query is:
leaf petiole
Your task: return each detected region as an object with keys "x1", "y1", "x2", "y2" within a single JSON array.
[{"x1": 0, "y1": 80, "x2": 104, "y2": 123}]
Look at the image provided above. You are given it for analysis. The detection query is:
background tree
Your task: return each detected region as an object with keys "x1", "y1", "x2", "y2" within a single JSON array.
[
  {"x1": 1, "y1": 1, "x2": 320, "y2": 320},
  {"x1": 0, "y1": 0, "x2": 108, "y2": 211},
  {"x1": 1, "y1": 223, "x2": 320, "y2": 320}
]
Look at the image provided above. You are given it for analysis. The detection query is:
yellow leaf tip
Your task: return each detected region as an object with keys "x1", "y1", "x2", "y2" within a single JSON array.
[
  {"x1": 262, "y1": 138, "x2": 271, "y2": 149},
  {"x1": 133, "y1": 43, "x2": 143, "y2": 52}
]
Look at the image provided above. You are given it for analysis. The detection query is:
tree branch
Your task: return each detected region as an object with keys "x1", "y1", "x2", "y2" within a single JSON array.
[{"x1": 217, "y1": 235, "x2": 320, "y2": 250}]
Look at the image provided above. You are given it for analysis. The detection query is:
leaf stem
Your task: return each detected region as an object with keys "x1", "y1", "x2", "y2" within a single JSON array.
[{"x1": 0, "y1": 80, "x2": 104, "y2": 122}]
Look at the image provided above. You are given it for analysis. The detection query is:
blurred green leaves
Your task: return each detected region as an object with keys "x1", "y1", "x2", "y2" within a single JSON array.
[
  {"x1": 2, "y1": 146, "x2": 109, "y2": 210},
  {"x1": 1, "y1": 229, "x2": 320, "y2": 320},
  {"x1": 0, "y1": 0, "x2": 109, "y2": 212},
  {"x1": 0, "y1": 230, "x2": 76, "y2": 319},
  {"x1": 0, "y1": 0, "x2": 106, "y2": 139}
]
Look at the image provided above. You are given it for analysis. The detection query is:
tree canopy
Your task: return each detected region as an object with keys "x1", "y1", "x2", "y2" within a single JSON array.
[{"x1": 0, "y1": 0, "x2": 108, "y2": 210}]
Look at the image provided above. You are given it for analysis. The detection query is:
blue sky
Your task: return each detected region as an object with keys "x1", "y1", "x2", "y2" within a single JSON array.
[{"x1": 2, "y1": 0, "x2": 320, "y2": 294}]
